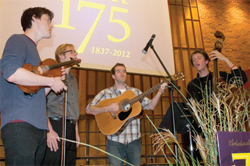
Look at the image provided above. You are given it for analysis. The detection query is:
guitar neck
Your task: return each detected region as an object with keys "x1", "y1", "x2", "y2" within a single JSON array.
[{"x1": 129, "y1": 81, "x2": 165, "y2": 105}]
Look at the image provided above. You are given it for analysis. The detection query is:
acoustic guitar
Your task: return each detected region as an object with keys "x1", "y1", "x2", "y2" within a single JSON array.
[{"x1": 95, "y1": 72, "x2": 184, "y2": 135}]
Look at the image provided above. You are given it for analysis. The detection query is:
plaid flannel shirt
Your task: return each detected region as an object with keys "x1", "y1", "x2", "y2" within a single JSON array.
[{"x1": 86, "y1": 84, "x2": 151, "y2": 144}]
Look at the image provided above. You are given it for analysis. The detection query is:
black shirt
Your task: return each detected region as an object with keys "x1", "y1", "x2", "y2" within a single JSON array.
[{"x1": 187, "y1": 67, "x2": 248, "y2": 102}]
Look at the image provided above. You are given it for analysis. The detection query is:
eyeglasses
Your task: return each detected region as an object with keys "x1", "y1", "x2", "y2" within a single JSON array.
[{"x1": 63, "y1": 50, "x2": 77, "y2": 54}]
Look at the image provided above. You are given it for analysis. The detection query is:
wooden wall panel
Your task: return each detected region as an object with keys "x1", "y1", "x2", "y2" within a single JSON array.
[
  {"x1": 77, "y1": 69, "x2": 87, "y2": 115},
  {"x1": 96, "y1": 72, "x2": 106, "y2": 93},
  {"x1": 134, "y1": 75, "x2": 142, "y2": 90}
]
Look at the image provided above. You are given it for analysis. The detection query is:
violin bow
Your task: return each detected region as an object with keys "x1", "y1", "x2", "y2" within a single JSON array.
[{"x1": 61, "y1": 87, "x2": 68, "y2": 166}]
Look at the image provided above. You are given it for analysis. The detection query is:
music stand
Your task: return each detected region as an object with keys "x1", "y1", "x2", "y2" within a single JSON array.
[
  {"x1": 158, "y1": 102, "x2": 195, "y2": 159},
  {"x1": 158, "y1": 102, "x2": 192, "y2": 134}
]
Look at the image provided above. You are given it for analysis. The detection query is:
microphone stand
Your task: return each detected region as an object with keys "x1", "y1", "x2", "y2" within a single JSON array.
[
  {"x1": 169, "y1": 84, "x2": 179, "y2": 164},
  {"x1": 149, "y1": 44, "x2": 200, "y2": 127},
  {"x1": 149, "y1": 44, "x2": 200, "y2": 164}
]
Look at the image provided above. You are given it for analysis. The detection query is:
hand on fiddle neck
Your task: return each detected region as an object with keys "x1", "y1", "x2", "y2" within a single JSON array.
[
  {"x1": 50, "y1": 77, "x2": 67, "y2": 93},
  {"x1": 52, "y1": 66, "x2": 67, "y2": 93},
  {"x1": 45, "y1": 66, "x2": 67, "y2": 95}
]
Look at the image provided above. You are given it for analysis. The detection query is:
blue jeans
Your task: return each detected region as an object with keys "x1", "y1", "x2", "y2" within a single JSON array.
[
  {"x1": 1, "y1": 122, "x2": 47, "y2": 165},
  {"x1": 107, "y1": 138, "x2": 141, "y2": 166}
]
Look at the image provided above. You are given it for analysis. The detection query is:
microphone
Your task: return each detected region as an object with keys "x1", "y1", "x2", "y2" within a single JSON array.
[{"x1": 142, "y1": 34, "x2": 156, "y2": 54}]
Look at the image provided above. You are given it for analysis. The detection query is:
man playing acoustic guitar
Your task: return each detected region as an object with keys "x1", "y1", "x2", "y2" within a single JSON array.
[{"x1": 86, "y1": 63, "x2": 168, "y2": 166}]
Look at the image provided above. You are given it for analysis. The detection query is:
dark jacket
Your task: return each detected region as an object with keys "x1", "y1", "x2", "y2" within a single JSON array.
[{"x1": 187, "y1": 67, "x2": 248, "y2": 102}]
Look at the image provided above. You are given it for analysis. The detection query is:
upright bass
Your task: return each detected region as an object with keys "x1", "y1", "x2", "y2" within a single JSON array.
[{"x1": 212, "y1": 31, "x2": 225, "y2": 94}]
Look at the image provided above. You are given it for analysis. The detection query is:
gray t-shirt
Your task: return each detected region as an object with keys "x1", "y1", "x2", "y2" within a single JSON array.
[{"x1": 47, "y1": 72, "x2": 79, "y2": 121}]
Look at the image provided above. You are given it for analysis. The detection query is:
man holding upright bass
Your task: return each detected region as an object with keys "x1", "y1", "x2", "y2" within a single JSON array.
[{"x1": 187, "y1": 50, "x2": 247, "y2": 101}]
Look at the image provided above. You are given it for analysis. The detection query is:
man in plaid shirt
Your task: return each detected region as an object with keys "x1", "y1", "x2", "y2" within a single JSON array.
[{"x1": 86, "y1": 63, "x2": 167, "y2": 166}]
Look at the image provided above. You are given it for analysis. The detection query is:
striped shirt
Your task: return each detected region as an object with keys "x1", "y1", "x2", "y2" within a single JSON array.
[{"x1": 86, "y1": 84, "x2": 151, "y2": 144}]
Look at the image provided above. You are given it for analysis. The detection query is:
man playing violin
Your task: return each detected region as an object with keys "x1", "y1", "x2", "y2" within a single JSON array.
[
  {"x1": 187, "y1": 50, "x2": 247, "y2": 101},
  {"x1": 0, "y1": 7, "x2": 67, "y2": 165},
  {"x1": 42, "y1": 44, "x2": 80, "y2": 165},
  {"x1": 86, "y1": 63, "x2": 168, "y2": 166}
]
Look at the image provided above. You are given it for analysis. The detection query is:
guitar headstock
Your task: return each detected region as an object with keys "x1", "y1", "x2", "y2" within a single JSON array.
[
  {"x1": 172, "y1": 72, "x2": 185, "y2": 81},
  {"x1": 163, "y1": 72, "x2": 185, "y2": 84}
]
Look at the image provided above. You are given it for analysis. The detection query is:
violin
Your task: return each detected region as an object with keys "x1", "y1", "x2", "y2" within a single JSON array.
[
  {"x1": 18, "y1": 58, "x2": 81, "y2": 94},
  {"x1": 213, "y1": 31, "x2": 225, "y2": 94}
]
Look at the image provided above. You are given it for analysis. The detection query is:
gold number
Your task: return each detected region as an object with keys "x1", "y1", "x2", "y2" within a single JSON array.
[
  {"x1": 55, "y1": 0, "x2": 76, "y2": 29},
  {"x1": 108, "y1": 7, "x2": 130, "y2": 43},
  {"x1": 105, "y1": 48, "x2": 110, "y2": 55},
  {"x1": 57, "y1": 0, "x2": 130, "y2": 53},
  {"x1": 232, "y1": 153, "x2": 250, "y2": 166},
  {"x1": 126, "y1": 51, "x2": 130, "y2": 58},
  {"x1": 100, "y1": 48, "x2": 105, "y2": 54},
  {"x1": 112, "y1": 0, "x2": 128, "y2": 5},
  {"x1": 77, "y1": 1, "x2": 106, "y2": 53}
]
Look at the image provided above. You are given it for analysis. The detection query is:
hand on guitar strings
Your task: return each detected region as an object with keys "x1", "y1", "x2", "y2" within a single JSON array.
[{"x1": 106, "y1": 103, "x2": 119, "y2": 112}]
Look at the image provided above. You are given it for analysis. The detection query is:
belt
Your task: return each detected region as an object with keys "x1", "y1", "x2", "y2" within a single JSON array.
[{"x1": 49, "y1": 117, "x2": 76, "y2": 125}]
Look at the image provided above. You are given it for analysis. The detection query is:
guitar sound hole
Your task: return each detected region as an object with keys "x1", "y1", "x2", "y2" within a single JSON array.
[
  {"x1": 121, "y1": 101, "x2": 130, "y2": 111},
  {"x1": 118, "y1": 108, "x2": 132, "y2": 121}
]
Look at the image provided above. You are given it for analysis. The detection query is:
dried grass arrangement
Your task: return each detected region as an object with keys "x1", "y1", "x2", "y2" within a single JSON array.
[{"x1": 149, "y1": 77, "x2": 250, "y2": 166}]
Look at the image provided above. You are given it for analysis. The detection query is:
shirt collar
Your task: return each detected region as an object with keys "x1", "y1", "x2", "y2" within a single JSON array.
[
  {"x1": 23, "y1": 34, "x2": 37, "y2": 47},
  {"x1": 112, "y1": 84, "x2": 130, "y2": 92},
  {"x1": 197, "y1": 71, "x2": 212, "y2": 79}
]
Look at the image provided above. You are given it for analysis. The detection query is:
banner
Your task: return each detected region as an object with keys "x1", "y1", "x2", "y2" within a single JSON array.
[
  {"x1": 217, "y1": 131, "x2": 250, "y2": 166},
  {"x1": 0, "y1": 0, "x2": 174, "y2": 76}
]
